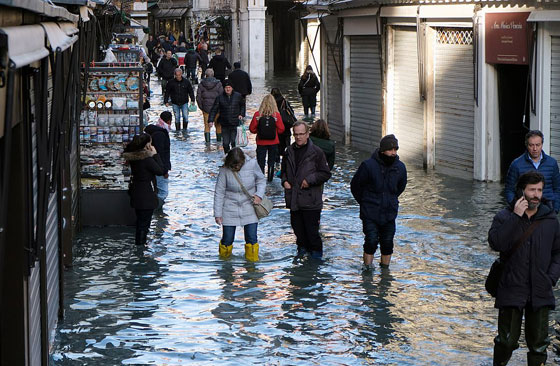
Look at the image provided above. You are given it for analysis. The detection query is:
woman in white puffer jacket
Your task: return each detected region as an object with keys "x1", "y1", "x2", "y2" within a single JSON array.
[{"x1": 214, "y1": 147, "x2": 266, "y2": 261}]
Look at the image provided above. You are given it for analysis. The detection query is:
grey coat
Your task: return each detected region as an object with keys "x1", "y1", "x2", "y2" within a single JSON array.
[{"x1": 214, "y1": 158, "x2": 266, "y2": 226}]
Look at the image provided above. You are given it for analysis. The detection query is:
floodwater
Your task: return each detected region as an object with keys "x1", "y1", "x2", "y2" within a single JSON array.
[{"x1": 51, "y1": 72, "x2": 560, "y2": 365}]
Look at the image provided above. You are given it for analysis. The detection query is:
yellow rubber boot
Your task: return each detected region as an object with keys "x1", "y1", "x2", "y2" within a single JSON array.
[
  {"x1": 219, "y1": 242, "x2": 232, "y2": 259},
  {"x1": 244, "y1": 243, "x2": 259, "y2": 262}
]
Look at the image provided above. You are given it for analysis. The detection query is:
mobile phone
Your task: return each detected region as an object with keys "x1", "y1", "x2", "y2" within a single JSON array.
[{"x1": 516, "y1": 188, "x2": 526, "y2": 201}]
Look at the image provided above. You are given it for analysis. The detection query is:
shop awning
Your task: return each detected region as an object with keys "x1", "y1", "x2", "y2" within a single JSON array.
[
  {"x1": 527, "y1": 10, "x2": 560, "y2": 22},
  {"x1": 153, "y1": 8, "x2": 188, "y2": 19},
  {"x1": 0, "y1": 25, "x2": 49, "y2": 68},
  {"x1": 301, "y1": 12, "x2": 328, "y2": 20},
  {"x1": 41, "y1": 22, "x2": 78, "y2": 52},
  {"x1": 58, "y1": 22, "x2": 79, "y2": 36}
]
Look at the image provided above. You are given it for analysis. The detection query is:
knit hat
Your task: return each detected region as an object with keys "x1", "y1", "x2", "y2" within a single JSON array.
[
  {"x1": 223, "y1": 80, "x2": 232, "y2": 87},
  {"x1": 379, "y1": 134, "x2": 399, "y2": 152}
]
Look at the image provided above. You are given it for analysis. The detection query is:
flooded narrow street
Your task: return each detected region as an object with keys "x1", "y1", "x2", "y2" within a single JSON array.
[{"x1": 51, "y1": 74, "x2": 560, "y2": 365}]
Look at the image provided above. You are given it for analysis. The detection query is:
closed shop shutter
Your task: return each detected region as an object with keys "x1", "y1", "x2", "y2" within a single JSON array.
[
  {"x1": 70, "y1": 123, "x2": 79, "y2": 229},
  {"x1": 28, "y1": 264, "x2": 42, "y2": 366},
  {"x1": 393, "y1": 28, "x2": 424, "y2": 166},
  {"x1": 326, "y1": 42, "x2": 343, "y2": 141},
  {"x1": 550, "y1": 36, "x2": 560, "y2": 160},
  {"x1": 350, "y1": 35, "x2": 382, "y2": 151},
  {"x1": 46, "y1": 189, "x2": 59, "y2": 334},
  {"x1": 434, "y1": 28, "x2": 475, "y2": 178}
]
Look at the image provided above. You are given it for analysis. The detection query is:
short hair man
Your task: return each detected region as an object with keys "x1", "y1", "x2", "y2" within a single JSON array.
[
  {"x1": 351, "y1": 134, "x2": 407, "y2": 268},
  {"x1": 281, "y1": 121, "x2": 332, "y2": 258},
  {"x1": 489, "y1": 171, "x2": 560, "y2": 366},
  {"x1": 208, "y1": 48, "x2": 232, "y2": 84},
  {"x1": 196, "y1": 68, "x2": 224, "y2": 144},
  {"x1": 164, "y1": 68, "x2": 195, "y2": 131},
  {"x1": 208, "y1": 79, "x2": 245, "y2": 153},
  {"x1": 144, "y1": 111, "x2": 172, "y2": 208},
  {"x1": 505, "y1": 130, "x2": 560, "y2": 213},
  {"x1": 227, "y1": 61, "x2": 252, "y2": 98},
  {"x1": 156, "y1": 50, "x2": 177, "y2": 92}
]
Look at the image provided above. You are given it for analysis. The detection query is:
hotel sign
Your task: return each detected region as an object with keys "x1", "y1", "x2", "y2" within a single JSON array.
[{"x1": 485, "y1": 12, "x2": 531, "y2": 65}]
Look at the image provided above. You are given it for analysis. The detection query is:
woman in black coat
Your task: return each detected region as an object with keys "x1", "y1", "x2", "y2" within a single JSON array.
[
  {"x1": 123, "y1": 133, "x2": 165, "y2": 245},
  {"x1": 297, "y1": 65, "x2": 320, "y2": 120}
]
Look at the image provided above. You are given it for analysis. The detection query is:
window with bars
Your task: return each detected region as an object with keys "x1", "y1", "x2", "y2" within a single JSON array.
[{"x1": 436, "y1": 28, "x2": 473, "y2": 45}]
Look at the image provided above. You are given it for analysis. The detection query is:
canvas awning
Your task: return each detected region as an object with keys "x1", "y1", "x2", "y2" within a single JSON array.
[
  {"x1": 41, "y1": 22, "x2": 78, "y2": 52},
  {"x1": 153, "y1": 8, "x2": 188, "y2": 19},
  {"x1": 527, "y1": 10, "x2": 560, "y2": 22},
  {"x1": 0, "y1": 25, "x2": 49, "y2": 68}
]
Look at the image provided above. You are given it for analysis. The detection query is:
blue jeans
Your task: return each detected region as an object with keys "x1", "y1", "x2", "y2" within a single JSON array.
[
  {"x1": 172, "y1": 103, "x2": 189, "y2": 125},
  {"x1": 221, "y1": 223, "x2": 258, "y2": 246},
  {"x1": 186, "y1": 68, "x2": 197, "y2": 82},
  {"x1": 362, "y1": 219, "x2": 396, "y2": 255},
  {"x1": 156, "y1": 175, "x2": 169, "y2": 207}
]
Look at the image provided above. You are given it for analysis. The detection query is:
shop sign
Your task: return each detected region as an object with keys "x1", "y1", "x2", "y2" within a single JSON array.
[{"x1": 485, "y1": 12, "x2": 530, "y2": 65}]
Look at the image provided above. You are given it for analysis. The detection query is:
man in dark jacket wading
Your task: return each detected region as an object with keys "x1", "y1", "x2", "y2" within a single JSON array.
[
  {"x1": 281, "y1": 121, "x2": 332, "y2": 259},
  {"x1": 164, "y1": 68, "x2": 195, "y2": 131},
  {"x1": 505, "y1": 130, "x2": 560, "y2": 213},
  {"x1": 208, "y1": 80, "x2": 245, "y2": 153},
  {"x1": 196, "y1": 68, "x2": 223, "y2": 143},
  {"x1": 489, "y1": 171, "x2": 560, "y2": 366},
  {"x1": 144, "y1": 111, "x2": 172, "y2": 208},
  {"x1": 227, "y1": 62, "x2": 252, "y2": 99},
  {"x1": 157, "y1": 50, "x2": 177, "y2": 92},
  {"x1": 351, "y1": 134, "x2": 407, "y2": 268}
]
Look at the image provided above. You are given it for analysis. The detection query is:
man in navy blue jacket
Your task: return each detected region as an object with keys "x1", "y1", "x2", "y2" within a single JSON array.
[
  {"x1": 505, "y1": 130, "x2": 560, "y2": 213},
  {"x1": 351, "y1": 134, "x2": 407, "y2": 268}
]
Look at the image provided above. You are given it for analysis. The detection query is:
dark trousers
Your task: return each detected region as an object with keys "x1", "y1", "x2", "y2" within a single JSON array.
[
  {"x1": 277, "y1": 133, "x2": 291, "y2": 162},
  {"x1": 362, "y1": 219, "x2": 396, "y2": 255},
  {"x1": 302, "y1": 95, "x2": 317, "y2": 116},
  {"x1": 290, "y1": 209, "x2": 322, "y2": 254},
  {"x1": 221, "y1": 125, "x2": 237, "y2": 153},
  {"x1": 256, "y1": 144, "x2": 278, "y2": 173},
  {"x1": 186, "y1": 67, "x2": 197, "y2": 82},
  {"x1": 493, "y1": 306, "x2": 550, "y2": 366},
  {"x1": 135, "y1": 209, "x2": 154, "y2": 239}
]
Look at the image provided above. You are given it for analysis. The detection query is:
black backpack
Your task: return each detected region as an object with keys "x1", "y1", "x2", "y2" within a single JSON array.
[{"x1": 257, "y1": 115, "x2": 277, "y2": 140}]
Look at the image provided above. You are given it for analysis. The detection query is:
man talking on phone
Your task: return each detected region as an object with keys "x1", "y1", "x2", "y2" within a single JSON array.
[
  {"x1": 505, "y1": 130, "x2": 560, "y2": 213},
  {"x1": 488, "y1": 171, "x2": 560, "y2": 366}
]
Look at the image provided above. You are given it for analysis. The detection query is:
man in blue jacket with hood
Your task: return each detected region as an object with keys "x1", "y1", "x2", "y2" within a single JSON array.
[
  {"x1": 351, "y1": 134, "x2": 407, "y2": 268},
  {"x1": 505, "y1": 130, "x2": 560, "y2": 213}
]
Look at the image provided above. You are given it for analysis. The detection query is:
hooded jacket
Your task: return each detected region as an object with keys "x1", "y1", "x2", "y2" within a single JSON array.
[
  {"x1": 350, "y1": 149, "x2": 407, "y2": 224},
  {"x1": 196, "y1": 77, "x2": 223, "y2": 113},
  {"x1": 504, "y1": 150, "x2": 560, "y2": 212},
  {"x1": 184, "y1": 49, "x2": 202, "y2": 69},
  {"x1": 281, "y1": 139, "x2": 332, "y2": 211},
  {"x1": 123, "y1": 150, "x2": 165, "y2": 210},
  {"x1": 164, "y1": 76, "x2": 195, "y2": 106},
  {"x1": 208, "y1": 54, "x2": 231, "y2": 78},
  {"x1": 488, "y1": 199, "x2": 560, "y2": 309},
  {"x1": 208, "y1": 91, "x2": 246, "y2": 128},
  {"x1": 227, "y1": 69, "x2": 252, "y2": 96},
  {"x1": 144, "y1": 124, "x2": 171, "y2": 174}
]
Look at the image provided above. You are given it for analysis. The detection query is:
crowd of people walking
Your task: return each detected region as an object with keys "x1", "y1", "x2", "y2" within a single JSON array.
[{"x1": 122, "y1": 34, "x2": 560, "y2": 366}]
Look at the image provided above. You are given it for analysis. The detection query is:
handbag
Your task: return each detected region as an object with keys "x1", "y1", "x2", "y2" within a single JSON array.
[
  {"x1": 232, "y1": 171, "x2": 273, "y2": 219},
  {"x1": 188, "y1": 103, "x2": 197, "y2": 112},
  {"x1": 236, "y1": 121, "x2": 249, "y2": 148},
  {"x1": 485, "y1": 220, "x2": 542, "y2": 297},
  {"x1": 280, "y1": 100, "x2": 296, "y2": 129}
]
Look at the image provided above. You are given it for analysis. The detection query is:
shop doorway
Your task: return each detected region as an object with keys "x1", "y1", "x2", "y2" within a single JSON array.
[
  {"x1": 497, "y1": 64, "x2": 530, "y2": 180},
  {"x1": 267, "y1": 2, "x2": 297, "y2": 71}
]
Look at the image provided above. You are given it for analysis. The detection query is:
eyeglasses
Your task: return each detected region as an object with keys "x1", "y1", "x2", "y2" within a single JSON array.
[{"x1": 293, "y1": 132, "x2": 308, "y2": 137}]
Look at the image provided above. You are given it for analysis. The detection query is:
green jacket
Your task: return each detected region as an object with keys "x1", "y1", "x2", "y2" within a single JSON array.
[{"x1": 310, "y1": 135, "x2": 335, "y2": 170}]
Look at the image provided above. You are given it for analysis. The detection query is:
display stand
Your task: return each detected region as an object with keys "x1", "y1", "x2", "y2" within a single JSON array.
[{"x1": 80, "y1": 63, "x2": 144, "y2": 226}]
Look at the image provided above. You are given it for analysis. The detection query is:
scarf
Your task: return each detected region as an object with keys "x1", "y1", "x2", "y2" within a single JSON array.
[{"x1": 157, "y1": 118, "x2": 171, "y2": 131}]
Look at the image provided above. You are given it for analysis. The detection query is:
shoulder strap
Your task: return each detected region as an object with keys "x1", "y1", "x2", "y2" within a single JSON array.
[
  {"x1": 232, "y1": 171, "x2": 253, "y2": 200},
  {"x1": 504, "y1": 219, "x2": 543, "y2": 259}
]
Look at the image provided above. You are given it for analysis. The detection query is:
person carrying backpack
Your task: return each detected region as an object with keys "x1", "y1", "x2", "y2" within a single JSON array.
[{"x1": 249, "y1": 94, "x2": 285, "y2": 181}]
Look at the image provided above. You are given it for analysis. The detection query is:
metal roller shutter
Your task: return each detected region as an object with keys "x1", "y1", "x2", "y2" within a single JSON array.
[
  {"x1": 550, "y1": 36, "x2": 560, "y2": 160},
  {"x1": 28, "y1": 264, "x2": 42, "y2": 366},
  {"x1": 350, "y1": 35, "x2": 382, "y2": 151},
  {"x1": 326, "y1": 42, "x2": 343, "y2": 141},
  {"x1": 393, "y1": 28, "x2": 424, "y2": 166},
  {"x1": 434, "y1": 28, "x2": 475, "y2": 179},
  {"x1": 70, "y1": 122, "x2": 79, "y2": 229},
  {"x1": 46, "y1": 189, "x2": 59, "y2": 335}
]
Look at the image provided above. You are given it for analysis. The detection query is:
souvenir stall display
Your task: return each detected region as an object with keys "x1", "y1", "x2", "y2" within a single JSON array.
[
  {"x1": 108, "y1": 45, "x2": 142, "y2": 63},
  {"x1": 79, "y1": 64, "x2": 144, "y2": 225}
]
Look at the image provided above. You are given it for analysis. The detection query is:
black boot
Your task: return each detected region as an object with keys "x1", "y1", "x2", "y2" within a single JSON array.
[
  {"x1": 204, "y1": 132, "x2": 211, "y2": 144},
  {"x1": 135, "y1": 229, "x2": 148, "y2": 245},
  {"x1": 183, "y1": 121, "x2": 188, "y2": 130},
  {"x1": 175, "y1": 122, "x2": 181, "y2": 131},
  {"x1": 267, "y1": 165, "x2": 274, "y2": 182}
]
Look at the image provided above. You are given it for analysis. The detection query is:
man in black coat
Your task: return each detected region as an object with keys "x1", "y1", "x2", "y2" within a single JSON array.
[
  {"x1": 488, "y1": 171, "x2": 560, "y2": 366},
  {"x1": 350, "y1": 134, "x2": 407, "y2": 268},
  {"x1": 184, "y1": 48, "x2": 202, "y2": 84},
  {"x1": 144, "y1": 111, "x2": 172, "y2": 208},
  {"x1": 157, "y1": 50, "x2": 177, "y2": 93},
  {"x1": 227, "y1": 62, "x2": 252, "y2": 98},
  {"x1": 281, "y1": 121, "x2": 332, "y2": 259},
  {"x1": 208, "y1": 48, "x2": 231, "y2": 84},
  {"x1": 164, "y1": 68, "x2": 195, "y2": 131},
  {"x1": 208, "y1": 80, "x2": 245, "y2": 153}
]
